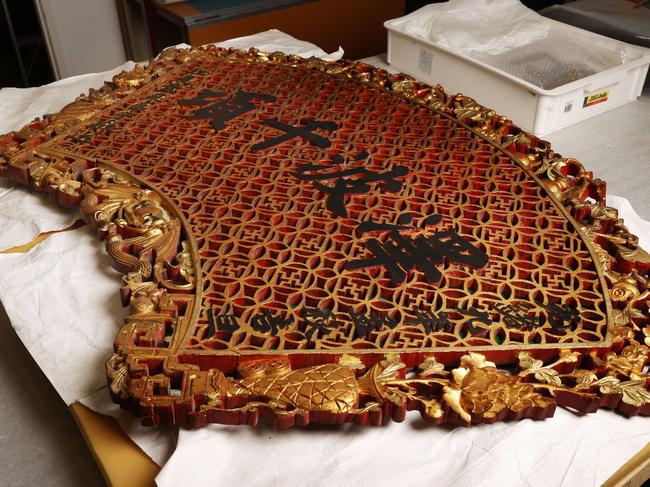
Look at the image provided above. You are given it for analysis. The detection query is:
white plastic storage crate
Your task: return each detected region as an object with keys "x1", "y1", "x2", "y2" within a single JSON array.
[{"x1": 384, "y1": 8, "x2": 650, "y2": 137}]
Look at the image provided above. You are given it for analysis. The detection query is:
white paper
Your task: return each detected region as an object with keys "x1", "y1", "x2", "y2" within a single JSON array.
[
  {"x1": 0, "y1": 179, "x2": 78, "y2": 252},
  {"x1": 211, "y1": 29, "x2": 344, "y2": 61},
  {"x1": 0, "y1": 228, "x2": 127, "y2": 404},
  {"x1": 391, "y1": 0, "x2": 549, "y2": 56},
  {"x1": 156, "y1": 409, "x2": 650, "y2": 487},
  {"x1": 389, "y1": 0, "x2": 635, "y2": 89}
]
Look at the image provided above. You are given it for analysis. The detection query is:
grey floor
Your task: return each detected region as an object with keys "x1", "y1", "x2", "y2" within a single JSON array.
[{"x1": 0, "y1": 303, "x2": 105, "y2": 487}]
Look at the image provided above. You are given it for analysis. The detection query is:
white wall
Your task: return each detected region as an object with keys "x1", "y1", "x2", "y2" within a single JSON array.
[{"x1": 35, "y1": 0, "x2": 127, "y2": 79}]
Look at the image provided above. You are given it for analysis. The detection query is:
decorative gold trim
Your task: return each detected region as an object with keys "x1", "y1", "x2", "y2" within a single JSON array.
[
  {"x1": 603, "y1": 442, "x2": 650, "y2": 487},
  {"x1": 1, "y1": 46, "x2": 648, "y2": 428}
]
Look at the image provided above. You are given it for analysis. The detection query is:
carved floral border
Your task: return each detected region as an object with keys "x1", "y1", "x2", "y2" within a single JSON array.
[{"x1": 0, "y1": 46, "x2": 648, "y2": 428}]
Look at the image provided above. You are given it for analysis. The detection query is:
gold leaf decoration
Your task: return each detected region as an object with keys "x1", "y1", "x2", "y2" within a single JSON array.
[
  {"x1": 573, "y1": 369, "x2": 598, "y2": 386},
  {"x1": 106, "y1": 353, "x2": 129, "y2": 401},
  {"x1": 518, "y1": 351, "x2": 582, "y2": 386},
  {"x1": 338, "y1": 354, "x2": 366, "y2": 370},
  {"x1": 604, "y1": 341, "x2": 649, "y2": 379},
  {"x1": 598, "y1": 377, "x2": 650, "y2": 407},
  {"x1": 419, "y1": 356, "x2": 448, "y2": 377},
  {"x1": 457, "y1": 367, "x2": 555, "y2": 421},
  {"x1": 1, "y1": 45, "x2": 648, "y2": 429},
  {"x1": 620, "y1": 340, "x2": 650, "y2": 374},
  {"x1": 442, "y1": 386, "x2": 469, "y2": 423}
]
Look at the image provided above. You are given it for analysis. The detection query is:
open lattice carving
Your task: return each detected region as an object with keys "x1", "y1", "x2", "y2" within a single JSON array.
[{"x1": 1, "y1": 46, "x2": 648, "y2": 428}]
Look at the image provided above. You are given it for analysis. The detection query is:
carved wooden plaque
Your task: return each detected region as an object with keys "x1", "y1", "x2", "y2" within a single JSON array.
[{"x1": 1, "y1": 47, "x2": 649, "y2": 428}]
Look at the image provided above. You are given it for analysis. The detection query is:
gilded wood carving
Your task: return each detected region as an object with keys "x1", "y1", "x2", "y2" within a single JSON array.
[{"x1": 0, "y1": 47, "x2": 648, "y2": 428}]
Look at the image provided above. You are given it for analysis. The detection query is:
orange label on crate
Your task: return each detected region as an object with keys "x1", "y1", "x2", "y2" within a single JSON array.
[{"x1": 583, "y1": 89, "x2": 609, "y2": 108}]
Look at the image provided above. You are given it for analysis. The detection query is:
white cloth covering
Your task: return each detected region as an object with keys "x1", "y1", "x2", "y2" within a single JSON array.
[
  {"x1": 213, "y1": 28, "x2": 344, "y2": 61},
  {"x1": 157, "y1": 408, "x2": 650, "y2": 487},
  {"x1": 0, "y1": 31, "x2": 648, "y2": 486}
]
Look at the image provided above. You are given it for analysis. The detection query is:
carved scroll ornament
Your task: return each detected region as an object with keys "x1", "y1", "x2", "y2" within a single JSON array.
[{"x1": 0, "y1": 46, "x2": 648, "y2": 428}]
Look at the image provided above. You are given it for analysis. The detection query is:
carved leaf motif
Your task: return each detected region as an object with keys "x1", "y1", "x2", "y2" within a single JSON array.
[
  {"x1": 391, "y1": 79, "x2": 416, "y2": 95},
  {"x1": 519, "y1": 352, "x2": 564, "y2": 386},
  {"x1": 358, "y1": 355, "x2": 408, "y2": 407},
  {"x1": 559, "y1": 350, "x2": 582, "y2": 361},
  {"x1": 374, "y1": 355, "x2": 405, "y2": 382},
  {"x1": 363, "y1": 355, "x2": 448, "y2": 419},
  {"x1": 517, "y1": 351, "x2": 572, "y2": 386},
  {"x1": 620, "y1": 383, "x2": 650, "y2": 407},
  {"x1": 531, "y1": 368, "x2": 562, "y2": 386},
  {"x1": 418, "y1": 356, "x2": 447, "y2": 377},
  {"x1": 573, "y1": 369, "x2": 598, "y2": 386},
  {"x1": 442, "y1": 386, "x2": 469, "y2": 423},
  {"x1": 518, "y1": 352, "x2": 543, "y2": 371},
  {"x1": 461, "y1": 352, "x2": 496, "y2": 370},
  {"x1": 628, "y1": 307, "x2": 646, "y2": 321},
  {"x1": 598, "y1": 377, "x2": 650, "y2": 406},
  {"x1": 382, "y1": 388, "x2": 407, "y2": 407},
  {"x1": 452, "y1": 95, "x2": 495, "y2": 122},
  {"x1": 452, "y1": 366, "x2": 470, "y2": 385},
  {"x1": 502, "y1": 131, "x2": 532, "y2": 149},
  {"x1": 612, "y1": 309, "x2": 631, "y2": 328},
  {"x1": 605, "y1": 355, "x2": 637, "y2": 378},
  {"x1": 620, "y1": 340, "x2": 650, "y2": 371},
  {"x1": 338, "y1": 354, "x2": 365, "y2": 370},
  {"x1": 445, "y1": 355, "x2": 555, "y2": 424},
  {"x1": 459, "y1": 367, "x2": 554, "y2": 420},
  {"x1": 423, "y1": 399, "x2": 444, "y2": 420},
  {"x1": 612, "y1": 323, "x2": 636, "y2": 342}
]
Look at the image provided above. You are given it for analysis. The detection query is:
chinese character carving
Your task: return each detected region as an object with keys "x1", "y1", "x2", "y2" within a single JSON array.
[
  {"x1": 251, "y1": 310, "x2": 293, "y2": 336},
  {"x1": 542, "y1": 302, "x2": 580, "y2": 330},
  {"x1": 409, "y1": 310, "x2": 453, "y2": 334},
  {"x1": 346, "y1": 213, "x2": 489, "y2": 285},
  {"x1": 206, "y1": 311, "x2": 240, "y2": 336},
  {"x1": 349, "y1": 310, "x2": 397, "y2": 339},
  {"x1": 303, "y1": 307, "x2": 337, "y2": 341},
  {"x1": 494, "y1": 302, "x2": 541, "y2": 331},
  {"x1": 252, "y1": 118, "x2": 337, "y2": 151},
  {"x1": 458, "y1": 307, "x2": 492, "y2": 336},
  {"x1": 181, "y1": 89, "x2": 276, "y2": 131},
  {"x1": 295, "y1": 151, "x2": 408, "y2": 218}
]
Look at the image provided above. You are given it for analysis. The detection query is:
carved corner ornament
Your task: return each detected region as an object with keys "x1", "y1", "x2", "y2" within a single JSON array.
[{"x1": 1, "y1": 46, "x2": 649, "y2": 428}]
